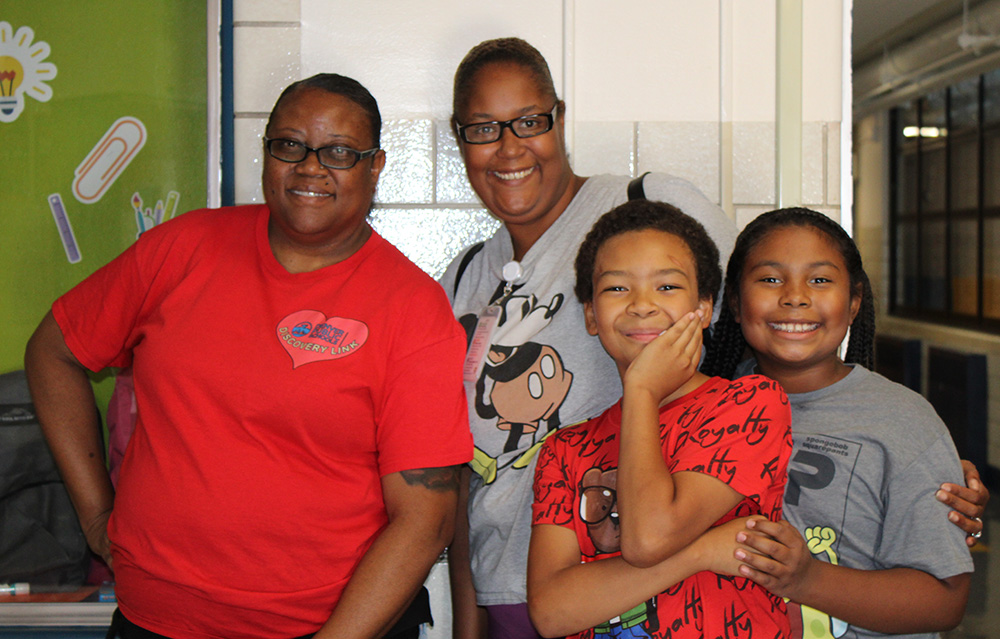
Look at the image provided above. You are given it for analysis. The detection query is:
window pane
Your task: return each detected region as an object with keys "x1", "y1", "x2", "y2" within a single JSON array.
[
  {"x1": 952, "y1": 218, "x2": 978, "y2": 315},
  {"x1": 986, "y1": 68, "x2": 1000, "y2": 210},
  {"x1": 984, "y1": 218, "x2": 1000, "y2": 319},
  {"x1": 951, "y1": 77, "x2": 980, "y2": 129},
  {"x1": 986, "y1": 128, "x2": 1000, "y2": 208},
  {"x1": 950, "y1": 79, "x2": 980, "y2": 211},
  {"x1": 921, "y1": 145, "x2": 947, "y2": 212},
  {"x1": 896, "y1": 221, "x2": 918, "y2": 308},
  {"x1": 895, "y1": 101, "x2": 920, "y2": 216},
  {"x1": 985, "y1": 68, "x2": 1000, "y2": 126},
  {"x1": 920, "y1": 91, "x2": 947, "y2": 213},
  {"x1": 923, "y1": 89, "x2": 947, "y2": 126},
  {"x1": 950, "y1": 134, "x2": 979, "y2": 210},
  {"x1": 899, "y1": 152, "x2": 919, "y2": 213},
  {"x1": 922, "y1": 219, "x2": 947, "y2": 310}
]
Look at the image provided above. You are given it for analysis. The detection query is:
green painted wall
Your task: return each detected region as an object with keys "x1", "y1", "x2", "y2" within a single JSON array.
[
  {"x1": 1, "y1": 2, "x2": 209, "y2": 411},
  {"x1": 0, "y1": 0, "x2": 207, "y2": 408}
]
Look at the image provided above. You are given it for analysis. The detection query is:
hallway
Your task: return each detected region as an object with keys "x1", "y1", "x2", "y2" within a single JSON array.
[{"x1": 946, "y1": 495, "x2": 998, "y2": 638}]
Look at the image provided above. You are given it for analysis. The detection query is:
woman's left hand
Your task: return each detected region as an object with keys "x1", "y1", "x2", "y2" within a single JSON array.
[{"x1": 937, "y1": 459, "x2": 989, "y2": 546}]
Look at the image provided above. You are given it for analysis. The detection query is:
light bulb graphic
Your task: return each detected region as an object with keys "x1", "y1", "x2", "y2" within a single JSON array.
[
  {"x1": 0, "y1": 55, "x2": 24, "y2": 116},
  {"x1": 0, "y1": 22, "x2": 57, "y2": 124}
]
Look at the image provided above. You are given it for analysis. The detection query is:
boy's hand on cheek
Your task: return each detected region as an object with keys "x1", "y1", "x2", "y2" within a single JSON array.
[{"x1": 624, "y1": 311, "x2": 702, "y2": 404}]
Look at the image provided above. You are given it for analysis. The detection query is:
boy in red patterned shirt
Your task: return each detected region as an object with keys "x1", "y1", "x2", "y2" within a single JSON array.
[{"x1": 528, "y1": 199, "x2": 792, "y2": 639}]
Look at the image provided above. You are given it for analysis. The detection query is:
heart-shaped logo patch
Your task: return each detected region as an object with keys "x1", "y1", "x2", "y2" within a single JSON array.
[{"x1": 276, "y1": 310, "x2": 369, "y2": 368}]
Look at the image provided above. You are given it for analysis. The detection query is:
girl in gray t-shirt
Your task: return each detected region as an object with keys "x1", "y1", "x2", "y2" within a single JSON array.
[{"x1": 703, "y1": 207, "x2": 982, "y2": 638}]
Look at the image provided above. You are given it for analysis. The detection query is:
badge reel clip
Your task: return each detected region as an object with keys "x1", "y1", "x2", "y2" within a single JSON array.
[{"x1": 463, "y1": 261, "x2": 523, "y2": 382}]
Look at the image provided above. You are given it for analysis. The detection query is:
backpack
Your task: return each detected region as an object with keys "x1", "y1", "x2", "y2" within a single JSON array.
[{"x1": 0, "y1": 370, "x2": 89, "y2": 585}]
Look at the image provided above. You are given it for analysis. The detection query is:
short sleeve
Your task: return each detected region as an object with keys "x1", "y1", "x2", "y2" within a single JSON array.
[
  {"x1": 670, "y1": 377, "x2": 792, "y2": 514},
  {"x1": 374, "y1": 287, "x2": 473, "y2": 476},
  {"x1": 877, "y1": 432, "x2": 973, "y2": 579},
  {"x1": 532, "y1": 435, "x2": 575, "y2": 528},
  {"x1": 53, "y1": 240, "x2": 148, "y2": 372}
]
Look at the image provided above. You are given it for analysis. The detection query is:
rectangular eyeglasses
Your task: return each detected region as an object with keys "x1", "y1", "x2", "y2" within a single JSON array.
[
  {"x1": 263, "y1": 137, "x2": 379, "y2": 169},
  {"x1": 456, "y1": 104, "x2": 558, "y2": 145}
]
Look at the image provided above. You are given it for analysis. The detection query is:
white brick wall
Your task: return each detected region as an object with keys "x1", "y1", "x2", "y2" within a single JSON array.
[{"x1": 232, "y1": 0, "x2": 847, "y2": 277}]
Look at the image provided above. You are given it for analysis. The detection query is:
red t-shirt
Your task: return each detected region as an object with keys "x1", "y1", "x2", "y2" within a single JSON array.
[
  {"x1": 533, "y1": 375, "x2": 792, "y2": 639},
  {"x1": 53, "y1": 206, "x2": 472, "y2": 639}
]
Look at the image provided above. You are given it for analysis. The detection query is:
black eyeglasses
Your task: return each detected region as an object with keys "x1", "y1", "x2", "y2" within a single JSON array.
[
  {"x1": 263, "y1": 137, "x2": 379, "y2": 169},
  {"x1": 455, "y1": 104, "x2": 558, "y2": 145}
]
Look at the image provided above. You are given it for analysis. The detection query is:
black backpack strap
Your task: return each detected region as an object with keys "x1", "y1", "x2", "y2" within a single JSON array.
[
  {"x1": 627, "y1": 171, "x2": 651, "y2": 201},
  {"x1": 452, "y1": 241, "x2": 485, "y2": 297}
]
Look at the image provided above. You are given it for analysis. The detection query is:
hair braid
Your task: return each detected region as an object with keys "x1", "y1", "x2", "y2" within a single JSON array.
[
  {"x1": 701, "y1": 304, "x2": 746, "y2": 379},
  {"x1": 844, "y1": 272, "x2": 876, "y2": 369}
]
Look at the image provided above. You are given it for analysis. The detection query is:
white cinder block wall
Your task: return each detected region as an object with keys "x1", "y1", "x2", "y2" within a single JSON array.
[
  {"x1": 232, "y1": 0, "x2": 846, "y2": 277},
  {"x1": 231, "y1": 1, "x2": 846, "y2": 635}
]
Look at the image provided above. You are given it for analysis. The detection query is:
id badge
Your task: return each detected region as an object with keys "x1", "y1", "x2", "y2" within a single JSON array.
[{"x1": 463, "y1": 305, "x2": 501, "y2": 382}]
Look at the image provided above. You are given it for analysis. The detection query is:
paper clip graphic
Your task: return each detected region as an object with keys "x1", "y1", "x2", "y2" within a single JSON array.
[
  {"x1": 47, "y1": 193, "x2": 81, "y2": 263},
  {"x1": 73, "y1": 117, "x2": 146, "y2": 204}
]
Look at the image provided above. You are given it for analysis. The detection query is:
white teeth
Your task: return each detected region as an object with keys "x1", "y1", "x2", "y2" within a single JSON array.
[
  {"x1": 495, "y1": 167, "x2": 535, "y2": 181},
  {"x1": 290, "y1": 190, "x2": 330, "y2": 197},
  {"x1": 770, "y1": 322, "x2": 819, "y2": 333}
]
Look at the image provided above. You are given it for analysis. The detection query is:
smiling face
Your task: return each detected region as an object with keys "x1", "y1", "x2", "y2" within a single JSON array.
[
  {"x1": 584, "y1": 229, "x2": 712, "y2": 377},
  {"x1": 263, "y1": 87, "x2": 385, "y2": 266},
  {"x1": 735, "y1": 226, "x2": 861, "y2": 393},
  {"x1": 456, "y1": 62, "x2": 579, "y2": 259}
]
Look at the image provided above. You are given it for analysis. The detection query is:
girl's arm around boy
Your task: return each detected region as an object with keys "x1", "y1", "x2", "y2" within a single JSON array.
[{"x1": 734, "y1": 517, "x2": 971, "y2": 632}]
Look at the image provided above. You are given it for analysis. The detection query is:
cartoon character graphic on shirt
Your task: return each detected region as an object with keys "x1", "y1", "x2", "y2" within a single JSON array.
[
  {"x1": 580, "y1": 467, "x2": 657, "y2": 639},
  {"x1": 786, "y1": 525, "x2": 848, "y2": 639},
  {"x1": 460, "y1": 291, "x2": 574, "y2": 484}
]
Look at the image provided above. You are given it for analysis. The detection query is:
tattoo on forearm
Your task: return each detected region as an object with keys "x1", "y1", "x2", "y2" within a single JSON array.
[{"x1": 400, "y1": 465, "x2": 462, "y2": 492}]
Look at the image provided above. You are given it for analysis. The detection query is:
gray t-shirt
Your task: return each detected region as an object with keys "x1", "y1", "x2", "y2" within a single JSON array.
[
  {"x1": 741, "y1": 363, "x2": 974, "y2": 639},
  {"x1": 439, "y1": 173, "x2": 736, "y2": 606}
]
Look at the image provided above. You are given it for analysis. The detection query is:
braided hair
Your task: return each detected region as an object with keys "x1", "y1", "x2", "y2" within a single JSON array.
[{"x1": 702, "y1": 207, "x2": 876, "y2": 379}]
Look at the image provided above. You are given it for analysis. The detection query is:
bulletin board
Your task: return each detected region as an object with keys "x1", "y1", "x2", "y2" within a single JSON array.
[{"x1": 0, "y1": 3, "x2": 210, "y2": 401}]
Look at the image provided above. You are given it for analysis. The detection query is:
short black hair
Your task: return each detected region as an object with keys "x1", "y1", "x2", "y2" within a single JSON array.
[
  {"x1": 266, "y1": 73, "x2": 381, "y2": 148},
  {"x1": 452, "y1": 37, "x2": 559, "y2": 126},
  {"x1": 574, "y1": 199, "x2": 722, "y2": 305}
]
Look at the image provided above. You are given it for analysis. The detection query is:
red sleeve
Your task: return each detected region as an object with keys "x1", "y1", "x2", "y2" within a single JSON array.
[
  {"x1": 374, "y1": 279, "x2": 473, "y2": 476},
  {"x1": 669, "y1": 376, "x2": 792, "y2": 517},
  {"x1": 532, "y1": 434, "x2": 576, "y2": 528},
  {"x1": 51, "y1": 209, "x2": 217, "y2": 372},
  {"x1": 52, "y1": 240, "x2": 148, "y2": 372}
]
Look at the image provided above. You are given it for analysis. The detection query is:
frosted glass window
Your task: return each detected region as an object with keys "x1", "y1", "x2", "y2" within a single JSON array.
[{"x1": 370, "y1": 207, "x2": 500, "y2": 280}]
